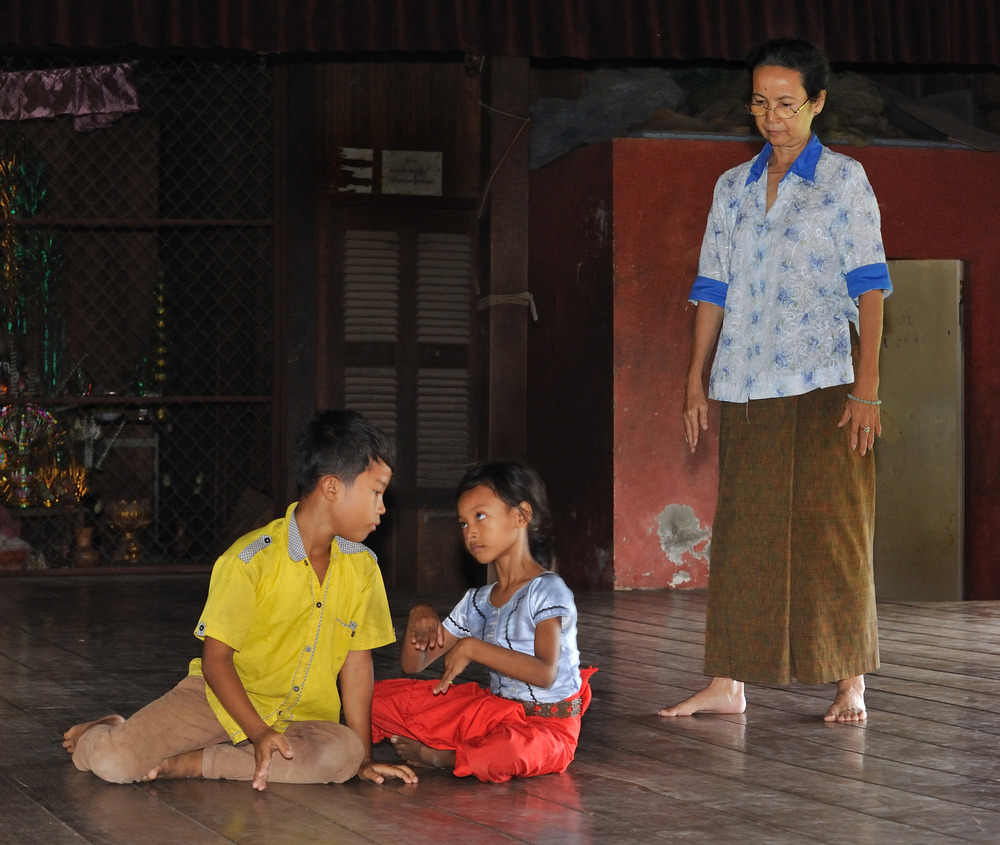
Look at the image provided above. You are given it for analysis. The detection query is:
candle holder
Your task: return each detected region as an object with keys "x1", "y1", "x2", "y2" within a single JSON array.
[{"x1": 107, "y1": 498, "x2": 151, "y2": 564}]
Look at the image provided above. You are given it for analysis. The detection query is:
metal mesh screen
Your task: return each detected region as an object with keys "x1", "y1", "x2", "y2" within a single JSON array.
[{"x1": 0, "y1": 55, "x2": 275, "y2": 569}]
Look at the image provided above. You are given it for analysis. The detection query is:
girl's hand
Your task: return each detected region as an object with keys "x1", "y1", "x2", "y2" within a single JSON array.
[
  {"x1": 399, "y1": 607, "x2": 458, "y2": 675},
  {"x1": 433, "y1": 637, "x2": 474, "y2": 693},
  {"x1": 406, "y1": 604, "x2": 445, "y2": 652}
]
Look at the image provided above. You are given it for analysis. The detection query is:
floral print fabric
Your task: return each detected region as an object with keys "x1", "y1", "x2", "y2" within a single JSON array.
[{"x1": 691, "y1": 134, "x2": 891, "y2": 404}]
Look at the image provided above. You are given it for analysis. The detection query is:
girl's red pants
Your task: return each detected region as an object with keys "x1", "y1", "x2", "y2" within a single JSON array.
[{"x1": 371, "y1": 667, "x2": 596, "y2": 782}]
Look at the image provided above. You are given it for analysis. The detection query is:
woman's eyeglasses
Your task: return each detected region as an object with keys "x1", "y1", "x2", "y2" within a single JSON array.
[{"x1": 745, "y1": 100, "x2": 810, "y2": 120}]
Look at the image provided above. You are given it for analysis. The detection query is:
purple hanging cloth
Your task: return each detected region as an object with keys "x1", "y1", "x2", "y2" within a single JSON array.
[{"x1": 0, "y1": 63, "x2": 139, "y2": 131}]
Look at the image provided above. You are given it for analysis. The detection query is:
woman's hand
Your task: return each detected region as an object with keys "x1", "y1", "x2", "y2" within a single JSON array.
[
  {"x1": 838, "y1": 394, "x2": 881, "y2": 456},
  {"x1": 683, "y1": 379, "x2": 710, "y2": 453},
  {"x1": 682, "y1": 302, "x2": 724, "y2": 454},
  {"x1": 843, "y1": 291, "x2": 885, "y2": 457}
]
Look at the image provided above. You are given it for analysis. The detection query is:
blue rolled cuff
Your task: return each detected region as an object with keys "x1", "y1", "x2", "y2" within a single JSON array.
[
  {"x1": 689, "y1": 275, "x2": 728, "y2": 307},
  {"x1": 846, "y1": 263, "x2": 892, "y2": 300}
]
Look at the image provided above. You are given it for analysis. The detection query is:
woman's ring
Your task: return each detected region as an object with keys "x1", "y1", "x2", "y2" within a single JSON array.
[{"x1": 863, "y1": 427, "x2": 870, "y2": 433}]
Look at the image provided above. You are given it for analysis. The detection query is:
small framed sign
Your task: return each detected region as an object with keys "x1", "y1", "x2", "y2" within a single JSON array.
[{"x1": 381, "y1": 150, "x2": 443, "y2": 195}]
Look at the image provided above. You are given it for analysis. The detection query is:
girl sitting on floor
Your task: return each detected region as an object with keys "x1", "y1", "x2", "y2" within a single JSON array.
[{"x1": 371, "y1": 460, "x2": 596, "y2": 783}]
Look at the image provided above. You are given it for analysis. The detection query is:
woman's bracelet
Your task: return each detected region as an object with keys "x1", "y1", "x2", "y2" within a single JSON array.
[{"x1": 847, "y1": 393, "x2": 882, "y2": 406}]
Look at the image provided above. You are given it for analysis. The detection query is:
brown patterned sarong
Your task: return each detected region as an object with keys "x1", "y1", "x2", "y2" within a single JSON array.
[{"x1": 703, "y1": 381, "x2": 880, "y2": 685}]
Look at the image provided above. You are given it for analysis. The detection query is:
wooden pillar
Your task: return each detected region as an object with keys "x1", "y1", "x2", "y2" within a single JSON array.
[
  {"x1": 483, "y1": 56, "x2": 531, "y2": 460},
  {"x1": 280, "y1": 61, "x2": 321, "y2": 501}
]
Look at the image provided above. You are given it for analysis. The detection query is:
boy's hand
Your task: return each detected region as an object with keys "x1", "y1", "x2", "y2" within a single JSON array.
[
  {"x1": 406, "y1": 604, "x2": 445, "y2": 652},
  {"x1": 249, "y1": 727, "x2": 294, "y2": 791},
  {"x1": 358, "y1": 758, "x2": 419, "y2": 785}
]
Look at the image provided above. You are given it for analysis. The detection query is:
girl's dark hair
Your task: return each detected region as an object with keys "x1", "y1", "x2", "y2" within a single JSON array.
[
  {"x1": 457, "y1": 461, "x2": 554, "y2": 568},
  {"x1": 295, "y1": 409, "x2": 395, "y2": 494},
  {"x1": 746, "y1": 38, "x2": 831, "y2": 101}
]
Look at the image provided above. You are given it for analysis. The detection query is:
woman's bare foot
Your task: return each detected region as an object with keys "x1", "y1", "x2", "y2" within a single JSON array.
[
  {"x1": 62, "y1": 715, "x2": 125, "y2": 753},
  {"x1": 144, "y1": 749, "x2": 204, "y2": 781},
  {"x1": 824, "y1": 676, "x2": 867, "y2": 722},
  {"x1": 389, "y1": 735, "x2": 456, "y2": 770},
  {"x1": 658, "y1": 677, "x2": 746, "y2": 717}
]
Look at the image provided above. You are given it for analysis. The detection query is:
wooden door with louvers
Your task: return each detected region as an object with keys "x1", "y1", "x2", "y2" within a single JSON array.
[{"x1": 319, "y1": 205, "x2": 479, "y2": 592}]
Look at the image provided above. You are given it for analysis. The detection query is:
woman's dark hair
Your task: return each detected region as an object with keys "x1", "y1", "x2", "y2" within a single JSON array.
[
  {"x1": 457, "y1": 461, "x2": 554, "y2": 568},
  {"x1": 746, "y1": 38, "x2": 831, "y2": 101},
  {"x1": 295, "y1": 409, "x2": 396, "y2": 494}
]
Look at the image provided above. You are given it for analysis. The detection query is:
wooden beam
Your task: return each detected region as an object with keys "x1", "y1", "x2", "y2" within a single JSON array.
[{"x1": 483, "y1": 55, "x2": 531, "y2": 460}]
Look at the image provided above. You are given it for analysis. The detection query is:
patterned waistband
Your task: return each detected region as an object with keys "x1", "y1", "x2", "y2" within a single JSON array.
[{"x1": 516, "y1": 695, "x2": 583, "y2": 719}]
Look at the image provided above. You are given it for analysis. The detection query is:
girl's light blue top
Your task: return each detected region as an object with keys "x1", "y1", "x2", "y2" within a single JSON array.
[{"x1": 443, "y1": 571, "x2": 582, "y2": 703}]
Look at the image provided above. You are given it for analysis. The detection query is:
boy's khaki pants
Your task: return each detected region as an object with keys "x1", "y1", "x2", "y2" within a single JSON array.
[{"x1": 71, "y1": 675, "x2": 364, "y2": 784}]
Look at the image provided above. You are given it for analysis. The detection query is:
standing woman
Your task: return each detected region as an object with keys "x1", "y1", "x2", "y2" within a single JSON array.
[{"x1": 659, "y1": 39, "x2": 891, "y2": 722}]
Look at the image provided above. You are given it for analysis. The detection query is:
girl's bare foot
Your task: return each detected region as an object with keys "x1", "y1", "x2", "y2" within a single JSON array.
[
  {"x1": 824, "y1": 676, "x2": 867, "y2": 722},
  {"x1": 658, "y1": 678, "x2": 746, "y2": 717},
  {"x1": 62, "y1": 715, "x2": 125, "y2": 753},
  {"x1": 389, "y1": 735, "x2": 456, "y2": 770},
  {"x1": 145, "y1": 749, "x2": 204, "y2": 781}
]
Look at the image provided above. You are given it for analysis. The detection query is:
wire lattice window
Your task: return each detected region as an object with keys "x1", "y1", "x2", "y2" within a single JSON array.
[{"x1": 0, "y1": 55, "x2": 274, "y2": 569}]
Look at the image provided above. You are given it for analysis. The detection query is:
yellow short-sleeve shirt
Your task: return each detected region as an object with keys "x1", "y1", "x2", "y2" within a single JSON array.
[{"x1": 188, "y1": 502, "x2": 395, "y2": 743}]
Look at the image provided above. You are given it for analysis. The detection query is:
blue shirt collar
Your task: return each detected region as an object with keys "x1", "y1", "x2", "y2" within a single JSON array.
[{"x1": 746, "y1": 133, "x2": 822, "y2": 185}]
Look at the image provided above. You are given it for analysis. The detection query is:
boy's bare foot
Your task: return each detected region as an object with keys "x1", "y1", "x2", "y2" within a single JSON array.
[
  {"x1": 658, "y1": 677, "x2": 746, "y2": 717},
  {"x1": 824, "y1": 676, "x2": 867, "y2": 722},
  {"x1": 389, "y1": 735, "x2": 456, "y2": 770},
  {"x1": 144, "y1": 749, "x2": 204, "y2": 781},
  {"x1": 62, "y1": 715, "x2": 125, "y2": 753}
]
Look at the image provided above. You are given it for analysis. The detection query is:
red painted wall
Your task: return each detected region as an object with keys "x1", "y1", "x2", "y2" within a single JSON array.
[
  {"x1": 609, "y1": 139, "x2": 760, "y2": 590},
  {"x1": 531, "y1": 137, "x2": 1000, "y2": 598}
]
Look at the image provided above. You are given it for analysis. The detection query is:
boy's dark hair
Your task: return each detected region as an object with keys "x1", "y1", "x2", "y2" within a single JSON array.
[
  {"x1": 456, "y1": 460, "x2": 554, "y2": 568},
  {"x1": 295, "y1": 410, "x2": 395, "y2": 494},
  {"x1": 746, "y1": 38, "x2": 831, "y2": 101}
]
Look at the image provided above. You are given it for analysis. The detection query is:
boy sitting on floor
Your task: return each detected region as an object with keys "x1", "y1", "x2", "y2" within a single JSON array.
[{"x1": 63, "y1": 410, "x2": 417, "y2": 790}]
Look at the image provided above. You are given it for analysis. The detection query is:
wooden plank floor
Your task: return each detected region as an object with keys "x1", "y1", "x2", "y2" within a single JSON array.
[{"x1": 3, "y1": 574, "x2": 1000, "y2": 843}]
